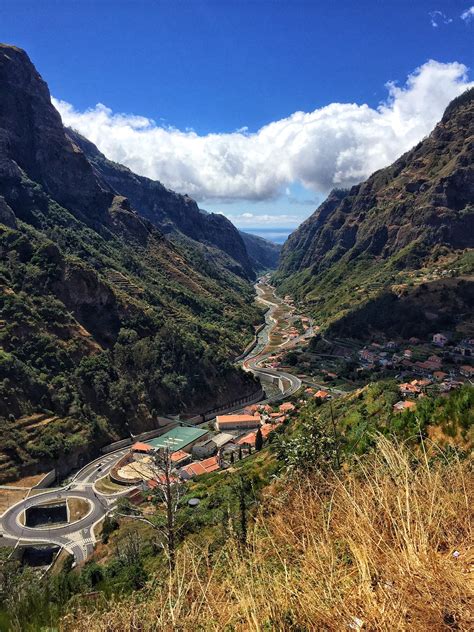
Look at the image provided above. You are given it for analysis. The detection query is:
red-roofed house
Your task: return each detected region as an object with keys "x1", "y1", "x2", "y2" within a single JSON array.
[
  {"x1": 279, "y1": 402, "x2": 295, "y2": 413},
  {"x1": 170, "y1": 450, "x2": 191, "y2": 466},
  {"x1": 460, "y1": 365, "x2": 474, "y2": 378},
  {"x1": 393, "y1": 400, "x2": 416, "y2": 413},
  {"x1": 314, "y1": 390, "x2": 330, "y2": 400},
  {"x1": 216, "y1": 414, "x2": 261, "y2": 430},
  {"x1": 236, "y1": 423, "x2": 278, "y2": 447},
  {"x1": 179, "y1": 455, "x2": 221, "y2": 480},
  {"x1": 399, "y1": 383, "x2": 420, "y2": 397},
  {"x1": 243, "y1": 404, "x2": 259, "y2": 415}
]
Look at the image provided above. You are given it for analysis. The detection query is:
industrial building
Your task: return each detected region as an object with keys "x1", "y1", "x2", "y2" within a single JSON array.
[{"x1": 131, "y1": 426, "x2": 209, "y2": 455}]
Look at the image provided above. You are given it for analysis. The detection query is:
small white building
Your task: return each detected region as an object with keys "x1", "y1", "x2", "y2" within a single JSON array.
[{"x1": 192, "y1": 433, "x2": 234, "y2": 459}]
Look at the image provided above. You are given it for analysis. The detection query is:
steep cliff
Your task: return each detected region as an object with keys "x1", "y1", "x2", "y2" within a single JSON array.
[
  {"x1": 0, "y1": 44, "x2": 261, "y2": 481},
  {"x1": 275, "y1": 89, "x2": 474, "y2": 339}
]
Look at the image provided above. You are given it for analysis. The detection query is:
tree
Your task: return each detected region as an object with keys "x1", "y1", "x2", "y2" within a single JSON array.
[
  {"x1": 255, "y1": 427, "x2": 263, "y2": 451},
  {"x1": 277, "y1": 408, "x2": 339, "y2": 473},
  {"x1": 232, "y1": 475, "x2": 252, "y2": 549},
  {"x1": 101, "y1": 514, "x2": 119, "y2": 544},
  {"x1": 114, "y1": 448, "x2": 185, "y2": 570},
  {"x1": 238, "y1": 446, "x2": 243, "y2": 460}
]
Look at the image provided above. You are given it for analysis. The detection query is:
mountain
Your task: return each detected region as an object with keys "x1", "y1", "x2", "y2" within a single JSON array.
[
  {"x1": 275, "y1": 88, "x2": 474, "y2": 340},
  {"x1": 0, "y1": 44, "x2": 261, "y2": 481},
  {"x1": 238, "y1": 230, "x2": 281, "y2": 272},
  {"x1": 66, "y1": 129, "x2": 256, "y2": 280}
]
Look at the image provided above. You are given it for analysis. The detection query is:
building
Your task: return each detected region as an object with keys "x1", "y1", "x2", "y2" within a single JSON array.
[
  {"x1": 314, "y1": 390, "x2": 330, "y2": 400},
  {"x1": 236, "y1": 423, "x2": 278, "y2": 447},
  {"x1": 433, "y1": 333, "x2": 448, "y2": 347},
  {"x1": 133, "y1": 426, "x2": 209, "y2": 454},
  {"x1": 131, "y1": 441, "x2": 153, "y2": 454},
  {"x1": 216, "y1": 413, "x2": 261, "y2": 431},
  {"x1": 279, "y1": 402, "x2": 295, "y2": 413},
  {"x1": 460, "y1": 365, "x2": 474, "y2": 379},
  {"x1": 192, "y1": 433, "x2": 234, "y2": 459},
  {"x1": 243, "y1": 404, "x2": 259, "y2": 415},
  {"x1": 170, "y1": 450, "x2": 192, "y2": 466},
  {"x1": 359, "y1": 349, "x2": 377, "y2": 364},
  {"x1": 454, "y1": 342, "x2": 472, "y2": 357},
  {"x1": 399, "y1": 383, "x2": 421, "y2": 397},
  {"x1": 393, "y1": 400, "x2": 416, "y2": 413},
  {"x1": 411, "y1": 378, "x2": 432, "y2": 389},
  {"x1": 403, "y1": 349, "x2": 413, "y2": 360},
  {"x1": 179, "y1": 455, "x2": 221, "y2": 480}
]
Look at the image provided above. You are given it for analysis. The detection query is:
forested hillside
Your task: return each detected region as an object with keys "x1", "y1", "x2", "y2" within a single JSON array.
[{"x1": 0, "y1": 44, "x2": 261, "y2": 481}]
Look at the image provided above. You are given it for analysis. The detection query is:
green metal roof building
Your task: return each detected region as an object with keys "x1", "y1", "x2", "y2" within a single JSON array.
[{"x1": 145, "y1": 426, "x2": 209, "y2": 453}]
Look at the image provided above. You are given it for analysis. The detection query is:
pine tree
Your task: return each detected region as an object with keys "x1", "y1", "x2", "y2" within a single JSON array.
[{"x1": 255, "y1": 427, "x2": 263, "y2": 451}]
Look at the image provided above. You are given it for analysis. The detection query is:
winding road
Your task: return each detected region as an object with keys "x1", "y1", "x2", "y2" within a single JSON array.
[
  {"x1": 240, "y1": 278, "x2": 307, "y2": 400},
  {"x1": 0, "y1": 278, "x2": 304, "y2": 564}
]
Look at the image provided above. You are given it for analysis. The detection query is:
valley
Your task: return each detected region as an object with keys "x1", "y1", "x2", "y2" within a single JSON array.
[{"x1": 0, "y1": 28, "x2": 472, "y2": 632}]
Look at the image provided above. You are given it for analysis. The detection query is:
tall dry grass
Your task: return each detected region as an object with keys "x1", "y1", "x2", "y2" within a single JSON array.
[{"x1": 63, "y1": 438, "x2": 473, "y2": 631}]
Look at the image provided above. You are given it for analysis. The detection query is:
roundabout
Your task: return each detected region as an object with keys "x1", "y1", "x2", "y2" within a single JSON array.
[{"x1": 0, "y1": 447, "x2": 133, "y2": 564}]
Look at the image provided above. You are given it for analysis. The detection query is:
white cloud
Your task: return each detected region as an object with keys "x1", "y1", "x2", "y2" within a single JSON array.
[
  {"x1": 53, "y1": 60, "x2": 473, "y2": 202},
  {"x1": 461, "y1": 6, "x2": 474, "y2": 21},
  {"x1": 429, "y1": 10, "x2": 453, "y2": 27}
]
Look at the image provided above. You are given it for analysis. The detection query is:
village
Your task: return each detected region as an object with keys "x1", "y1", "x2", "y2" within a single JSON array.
[
  {"x1": 109, "y1": 401, "x2": 296, "y2": 492},
  {"x1": 108, "y1": 323, "x2": 474, "y2": 495}
]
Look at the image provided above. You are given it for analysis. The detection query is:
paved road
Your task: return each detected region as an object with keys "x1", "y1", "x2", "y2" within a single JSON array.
[
  {"x1": 0, "y1": 447, "x2": 132, "y2": 564},
  {"x1": 241, "y1": 279, "x2": 303, "y2": 401}
]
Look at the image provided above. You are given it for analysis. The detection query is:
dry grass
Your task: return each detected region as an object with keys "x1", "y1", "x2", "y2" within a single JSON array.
[
  {"x1": 0, "y1": 489, "x2": 28, "y2": 514},
  {"x1": 62, "y1": 439, "x2": 473, "y2": 631},
  {"x1": 67, "y1": 497, "x2": 91, "y2": 522}
]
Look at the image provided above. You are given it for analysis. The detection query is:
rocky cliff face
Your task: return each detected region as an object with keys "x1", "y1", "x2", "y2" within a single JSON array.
[
  {"x1": 0, "y1": 44, "x2": 261, "y2": 481},
  {"x1": 67, "y1": 129, "x2": 255, "y2": 280},
  {"x1": 275, "y1": 89, "x2": 474, "y2": 338},
  {"x1": 0, "y1": 45, "x2": 113, "y2": 225}
]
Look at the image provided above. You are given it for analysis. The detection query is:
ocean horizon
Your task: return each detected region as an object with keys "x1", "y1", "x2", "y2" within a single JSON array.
[{"x1": 242, "y1": 227, "x2": 295, "y2": 244}]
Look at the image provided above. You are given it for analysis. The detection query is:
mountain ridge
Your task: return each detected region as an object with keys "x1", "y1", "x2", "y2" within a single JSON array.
[
  {"x1": 67, "y1": 128, "x2": 257, "y2": 280},
  {"x1": 275, "y1": 88, "x2": 474, "y2": 340}
]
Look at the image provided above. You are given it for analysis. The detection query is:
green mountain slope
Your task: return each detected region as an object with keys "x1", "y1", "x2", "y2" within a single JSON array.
[
  {"x1": 274, "y1": 89, "x2": 474, "y2": 340},
  {"x1": 238, "y1": 230, "x2": 281, "y2": 272},
  {"x1": 0, "y1": 44, "x2": 261, "y2": 481}
]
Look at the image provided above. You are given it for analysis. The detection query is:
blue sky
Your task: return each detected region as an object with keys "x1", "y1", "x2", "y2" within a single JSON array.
[{"x1": 2, "y1": 1, "x2": 473, "y2": 233}]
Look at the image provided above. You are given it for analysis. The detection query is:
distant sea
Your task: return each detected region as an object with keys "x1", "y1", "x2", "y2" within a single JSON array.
[{"x1": 243, "y1": 227, "x2": 294, "y2": 244}]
